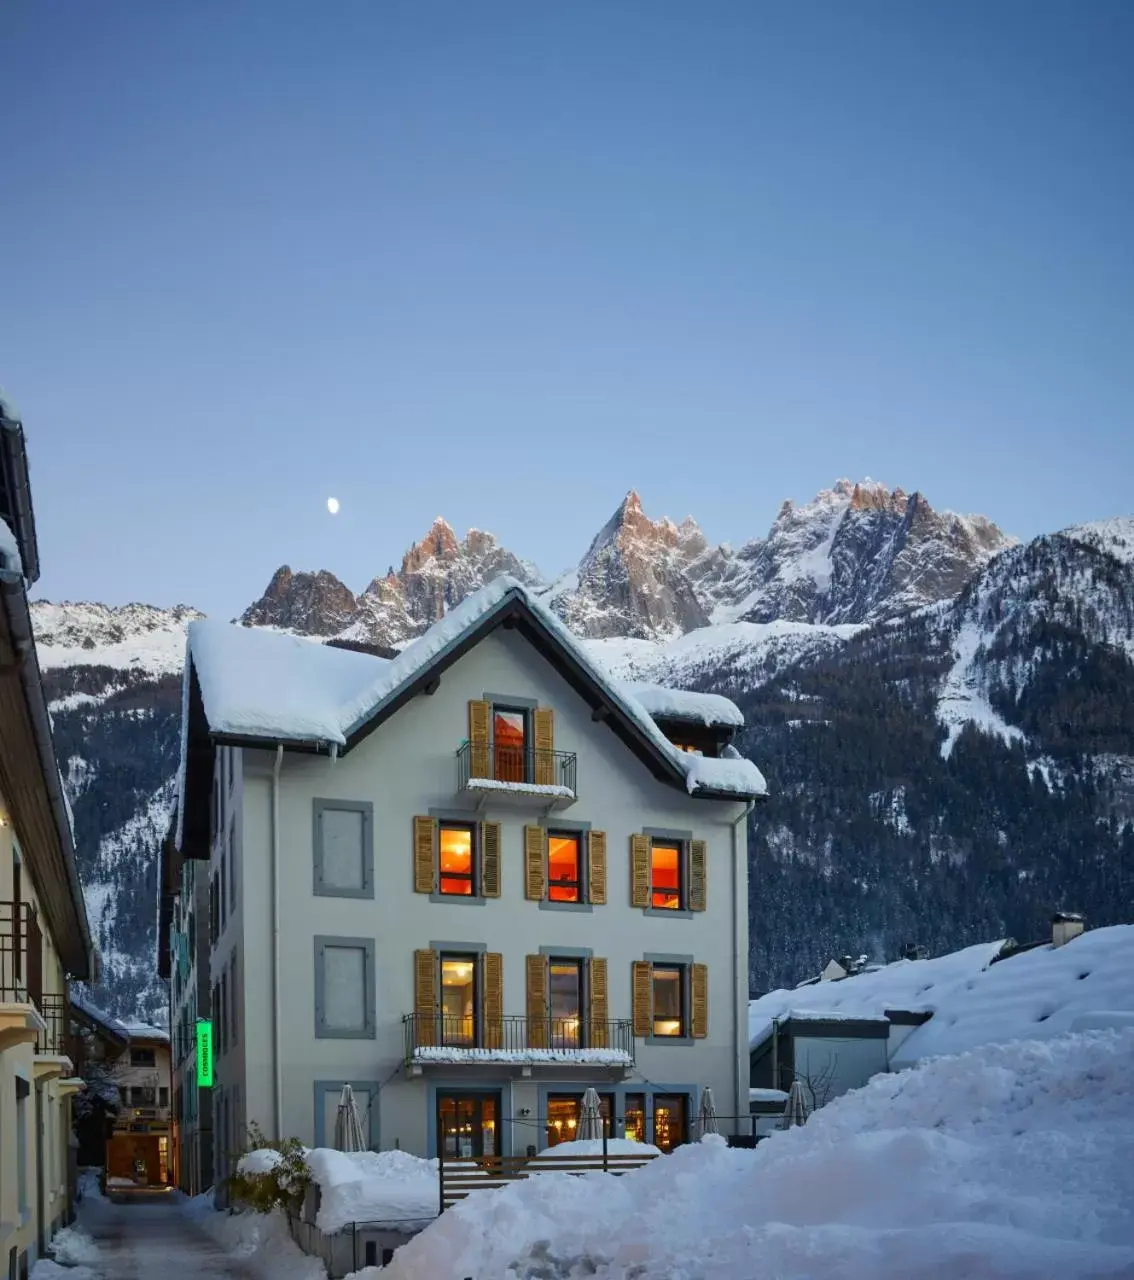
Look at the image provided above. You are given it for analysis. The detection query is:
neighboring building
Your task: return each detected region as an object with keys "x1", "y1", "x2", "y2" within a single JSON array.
[
  {"x1": 170, "y1": 578, "x2": 766, "y2": 1169},
  {"x1": 0, "y1": 397, "x2": 94, "y2": 1274},
  {"x1": 69, "y1": 999, "x2": 172, "y2": 1188},
  {"x1": 158, "y1": 826, "x2": 213, "y2": 1194}
]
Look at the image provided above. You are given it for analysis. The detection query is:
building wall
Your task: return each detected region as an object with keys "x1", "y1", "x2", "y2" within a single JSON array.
[
  {"x1": 791, "y1": 1033, "x2": 889, "y2": 1104},
  {"x1": 169, "y1": 854, "x2": 213, "y2": 1194},
  {"x1": 224, "y1": 627, "x2": 750, "y2": 1156}
]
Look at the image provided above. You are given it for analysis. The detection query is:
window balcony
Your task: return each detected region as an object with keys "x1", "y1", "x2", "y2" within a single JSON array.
[
  {"x1": 36, "y1": 992, "x2": 69, "y2": 1057},
  {"x1": 1, "y1": 900, "x2": 43, "y2": 1005},
  {"x1": 456, "y1": 741, "x2": 578, "y2": 808},
  {"x1": 403, "y1": 1013, "x2": 634, "y2": 1068}
]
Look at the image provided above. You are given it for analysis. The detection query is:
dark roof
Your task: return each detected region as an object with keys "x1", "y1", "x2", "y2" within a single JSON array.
[{"x1": 0, "y1": 404, "x2": 41, "y2": 584}]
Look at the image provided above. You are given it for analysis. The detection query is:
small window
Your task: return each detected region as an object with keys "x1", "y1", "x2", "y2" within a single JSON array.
[
  {"x1": 650, "y1": 841, "x2": 683, "y2": 910},
  {"x1": 547, "y1": 832, "x2": 582, "y2": 902},
  {"x1": 440, "y1": 954, "x2": 478, "y2": 1046},
  {"x1": 548, "y1": 958, "x2": 582, "y2": 1047},
  {"x1": 130, "y1": 1047, "x2": 156, "y2": 1068},
  {"x1": 493, "y1": 705, "x2": 528, "y2": 782},
  {"x1": 652, "y1": 965, "x2": 685, "y2": 1037},
  {"x1": 439, "y1": 823, "x2": 476, "y2": 896},
  {"x1": 315, "y1": 800, "x2": 373, "y2": 897},
  {"x1": 159, "y1": 1087, "x2": 169, "y2": 1108}
]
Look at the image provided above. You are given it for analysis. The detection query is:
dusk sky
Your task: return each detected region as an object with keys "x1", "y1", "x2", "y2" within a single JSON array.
[{"x1": 2, "y1": 0, "x2": 1131, "y2": 619}]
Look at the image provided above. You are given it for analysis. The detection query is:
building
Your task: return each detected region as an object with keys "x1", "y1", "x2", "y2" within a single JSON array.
[
  {"x1": 0, "y1": 397, "x2": 94, "y2": 1275},
  {"x1": 168, "y1": 577, "x2": 766, "y2": 1172},
  {"x1": 158, "y1": 825, "x2": 213, "y2": 1195},
  {"x1": 69, "y1": 999, "x2": 172, "y2": 1190}
]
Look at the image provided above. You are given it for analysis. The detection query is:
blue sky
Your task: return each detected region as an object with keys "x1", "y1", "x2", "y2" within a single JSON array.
[{"x1": 1, "y1": 0, "x2": 1131, "y2": 618}]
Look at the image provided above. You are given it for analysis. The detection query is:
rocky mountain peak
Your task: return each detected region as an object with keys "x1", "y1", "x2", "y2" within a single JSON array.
[
  {"x1": 239, "y1": 566, "x2": 359, "y2": 636},
  {"x1": 403, "y1": 517, "x2": 461, "y2": 571}
]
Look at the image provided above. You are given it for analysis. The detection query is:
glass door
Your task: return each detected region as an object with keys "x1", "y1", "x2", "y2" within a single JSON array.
[{"x1": 437, "y1": 1091, "x2": 501, "y2": 1159}]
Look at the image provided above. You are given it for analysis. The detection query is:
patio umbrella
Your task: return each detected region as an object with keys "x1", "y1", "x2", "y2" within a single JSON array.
[
  {"x1": 334, "y1": 1084, "x2": 367, "y2": 1152},
  {"x1": 780, "y1": 1080, "x2": 810, "y2": 1130},
  {"x1": 698, "y1": 1087, "x2": 719, "y2": 1136},
  {"x1": 577, "y1": 1087, "x2": 604, "y2": 1141}
]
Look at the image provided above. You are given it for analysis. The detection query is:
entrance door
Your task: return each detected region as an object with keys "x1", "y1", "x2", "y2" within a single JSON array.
[{"x1": 437, "y1": 1092, "x2": 501, "y2": 1159}]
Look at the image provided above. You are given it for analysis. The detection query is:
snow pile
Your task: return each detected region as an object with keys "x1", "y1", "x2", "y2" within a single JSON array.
[
  {"x1": 193, "y1": 1203, "x2": 324, "y2": 1280},
  {"x1": 411, "y1": 1046, "x2": 632, "y2": 1066},
  {"x1": 306, "y1": 1147, "x2": 439, "y2": 1232},
  {"x1": 619, "y1": 682, "x2": 743, "y2": 727},
  {"x1": 532, "y1": 1138, "x2": 661, "y2": 1161},
  {"x1": 385, "y1": 1030, "x2": 1134, "y2": 1279},
  {"x1": 46, "y1": 1224, "x2": 101, "y2": 1267},
  {"x1": 30, "y1": 1262, "x2": 98, "y2": 1280},
  {"x1": 238, "y1": 1147, "x2": 287, "y2": 1176}
]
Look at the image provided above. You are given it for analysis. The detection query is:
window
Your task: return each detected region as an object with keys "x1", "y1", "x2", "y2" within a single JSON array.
[
  {"x1": 669, "y1": 743, "x2": 702, "y2": 755},
  {"x1": 650, "y1": 841, "x2": 683, "y2": 910},
  {"x1": 547, "y1": 832, "x2": 582, "y2": 902},
  {"x1": 132, "y1": 1086, "x2": 156, "y2": 1106},
  {"x1": 546, "y1": 1092, "x2": 613, "y2": 1146},
  {"x1": 623, "y1": 1093, "x2": 646, "y2": 1143},
  {"x1": 438, "y1": 823, "x2": 476, "y2": 896},
  {"x1": 315, "y1": 937, "x2": 376, "y2": 1038},
  {"x1": 314, "y1": 800, "x2": 374, "y2": 897},
  {"x1": 652, "y1": 1094, "x2": 688, "y2": 1152},
  {"x1": 440, "y1": 954, "x2": 478, "y2": 1046},
  {"x1": 652, "y1": 965, "x2": 685, "y2": 1037},
  {"x1": 548, "y1": 958, "x2": 582, "y2": 1047},
  {"x1": 159, "y1": 1086, "x2": 169, "y2": 1108},
  {"x1": 130, "y1": 1047, "x2": 156, "y2": 1067},
  {"x1": 493, "y1": 705, "x2": 528, "y2": 782}
]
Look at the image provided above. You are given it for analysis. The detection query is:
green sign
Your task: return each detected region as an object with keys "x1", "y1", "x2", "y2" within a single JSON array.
[{"x1": 195, "y1": 1019, "x2": 214, "y2": 1088}]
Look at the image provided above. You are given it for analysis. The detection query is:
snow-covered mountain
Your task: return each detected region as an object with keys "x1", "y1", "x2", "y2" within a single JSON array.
[{"x1": 32, "y1": 487, "x2": 1133, "y2": 1020}]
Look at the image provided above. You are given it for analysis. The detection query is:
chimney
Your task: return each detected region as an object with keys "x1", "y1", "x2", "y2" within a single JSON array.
[{"x1": 1052, "y1": 911, "x2": 1085, "y2": 948}]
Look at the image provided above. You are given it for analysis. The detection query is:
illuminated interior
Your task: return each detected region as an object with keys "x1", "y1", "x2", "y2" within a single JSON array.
[
  {"x1": 650, "y1": 842, "x2": 682, "y2": 909},
  {"x1": 438, "y1": 1094, "x2": 498, "y2": 1158},
  {"x1": 439, "y1": 824, "x2": 475, "y2": 895},
  {"x1": 546, "y1": 1093, "x2": 613, "y2": 1146},
  {"x1": 548, "y1": 959, "x2": 582, "y2": 1047},
  {"x1": 652, "y1": 1095, "x2": 687, "y2": 1152},
  {"x1": 670, "y1": 743, "x2": 704, "y2": 755},
  {"x1": 652, "y1": 965, "x2": 683, "y2": 1037},
  {"x1": 493, "y1": 707, "x2": 527, "y2": 781},
  {"x1": 441, "y1": 955, "x2": 476, "y2": 1045},
  {"x1": 548, "y1": 832, "x2": 581, "y2": 902},
  {"x1": 623, "y1": 1094, "x2": 646, "y2": 1143}
]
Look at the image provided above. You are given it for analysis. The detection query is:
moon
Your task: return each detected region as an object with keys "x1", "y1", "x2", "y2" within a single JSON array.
[{"x1": 327, "y1": 497, "x2": 340, "y2": 515}]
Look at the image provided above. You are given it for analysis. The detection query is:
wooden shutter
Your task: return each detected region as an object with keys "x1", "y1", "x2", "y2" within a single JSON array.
[
  {"x1": 524, "y1": 825, "x2": 547, "y2": 901},
  {"x1": 630, "y1": 834, "x2": 650, "y2": 908},
  {"x1": 588, "y1": 957, "x2": 609, "y2": 1048},
  {"x1": 533, "y1": 706, "x2": 555, "y2": 785},
  {"x1": 414, "y1": 949, "x2": 439, "y2": 1047},
  {"x1": 689, "y1": 839, "x2": 707, "y2": 911},
  {"x1": 587, "y1": 830, "x2": 607, "y2": 905},
  {"x1": 481, "y1": 821, "x2": 502, "y2": 898},
  {"x1": 468, "y1": 699, "x2": 491, "y2": 778},
  {"x1": 632, "y1": 961, "x2": 652, "y2": 1038},
  {"x1": 413, "y1": 817, "x2": 436, "y2": 894},
  {"x1": 483, "y1": 952, "x2": 504, "y2": 1049},
  {"x1": 526, "y1": 954, "x2": 549, "y2": 1048},
  {"x1": 691, "y1": 963, "x2": 709, "y2": 1038}
]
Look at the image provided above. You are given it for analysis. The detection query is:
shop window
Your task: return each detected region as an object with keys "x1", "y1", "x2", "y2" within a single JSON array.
[{"x1": 546, "y1": 1092, "x2": 614, "y2": 1147}]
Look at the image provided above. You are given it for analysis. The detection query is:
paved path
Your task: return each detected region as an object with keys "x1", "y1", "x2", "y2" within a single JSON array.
[{"x1": 73, "y1": 1193, "x2": 256, "y2": 1279}]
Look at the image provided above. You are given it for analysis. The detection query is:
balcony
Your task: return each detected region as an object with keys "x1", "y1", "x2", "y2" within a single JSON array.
[
  {"x1": 456, "y1": 741, "x2": 578, "y2": 808},
  {"x1": 1, "y1": 901, "x2": 46, "y2": 1052},
  {"x1": 403, "y1": 1013, "x2": 634, "y2": 1068},
  {"x1": 36, "y1": 992, "x2": 69, "y2": 1057}
]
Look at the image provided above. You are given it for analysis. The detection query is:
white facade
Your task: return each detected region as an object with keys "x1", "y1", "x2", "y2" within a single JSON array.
[{"x1": 198, "y1": 621, "x2": 755, "y2": 1162}]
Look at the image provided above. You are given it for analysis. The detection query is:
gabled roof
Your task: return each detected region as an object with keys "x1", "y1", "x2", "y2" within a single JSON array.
[{"x1": 177, "y1": 578, "x2": 765, "y2": 854}]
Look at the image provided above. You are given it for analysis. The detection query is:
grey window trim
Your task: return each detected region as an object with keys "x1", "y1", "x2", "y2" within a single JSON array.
[
  {"x1": 644, "y1": 953, "x2": 694, "y2": 1044},
  {"x1": 313, "y1": 1078, "x2": 381, "y2": 1149},
  {"x1": 641, "y1": 827, "x2": 693, "y2": 916},
  {"x1": 540, "y1": 818, "x2": 591, "y2": 832},
  {"x1": 431, "y1": 814, "x2": 480, "y2": 900},
  {"x1": 644, "y1": 907, "x2": 694, "y2": 919},
  {"x1": 429, "y1": 892, "x2": 487, "y2": 906},
  {"x1": 539, "y1": 900, "x2": 593, "y2": 914},
  {"x1": 646, "y1": 1035, "x2": 696, "y2": 1046},
  {"x1": 313, "y1": 799, "x2": 375, "y2": 899},
  {"x1": 642, "y1": 827, "x2": 694, "y2": 841},
  {"x1": 314, "y1": 935, "x2": 376, "y2": 1039},
  {"x1": 483, "y1": 692, "x2": 540, "y2": 710},
  {"x1": 430, "y1": 940, "x2": 488, "y2": 954},
  {"x1": 544, "y1": 824, "x2": 588, "y2": 905},
  {"x1": 539, "y1": 945, "x2": 593, "y2": 959}
]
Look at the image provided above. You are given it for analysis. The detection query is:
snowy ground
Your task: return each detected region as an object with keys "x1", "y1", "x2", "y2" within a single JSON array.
[{"x1": 383, "y1": 1029, "x2": 1134, "y2": 1279}]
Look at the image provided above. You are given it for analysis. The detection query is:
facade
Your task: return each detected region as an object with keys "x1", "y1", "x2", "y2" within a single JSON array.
[
  {"x1": 0, "y1": 400, "x2": 93, "y2": 1275},
  {"x1": 169, "y1": 580, "x2": 766, "y2": 1171}
]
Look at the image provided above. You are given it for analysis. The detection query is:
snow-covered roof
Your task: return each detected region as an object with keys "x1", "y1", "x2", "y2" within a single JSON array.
[
  {"x1": 749, "y1": 926, "x2": 1134, "y2": 1065},
  {"x1": 0, "y1": 517, "x2": 23, "y2": 579},
  {"x1": 183, "y1": 577, "x2": 766, "y2": 805},
  {"x1": 619, "y1": 682, "x2": 744, "y2": 728},
  {"x1": 71, "y1": 993, "x2": 168, "y2": 1045}
]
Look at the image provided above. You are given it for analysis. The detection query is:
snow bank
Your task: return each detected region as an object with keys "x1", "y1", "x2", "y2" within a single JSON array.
[
  {"x1": 30, "y1": 1262, "x2": 98, "y2": 1280},
  {"x1": 46, "y1": 1224, "x2": 101, "y2": 1267},
  {"x1": 532, "y1": 1138, "x2": 661, "y2": 1160},
  {"x1": 238, "y1": 1147, "x2": 286, "y2": 1176},
  {"x1": 384, "y1": 1030, "x2": 1134, "y2": 1279},
  {"x1": 306, "y1": 1147, "x2": 439, "y2": 1232},
  {"x1": 194, "y1": 1204, "x2": 324, "y2": 1280}
]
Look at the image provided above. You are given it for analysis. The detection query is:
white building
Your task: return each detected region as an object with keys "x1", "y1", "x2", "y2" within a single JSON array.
[{"x1": 171, "y1": 578, "x2": 766, "y2": 1169}]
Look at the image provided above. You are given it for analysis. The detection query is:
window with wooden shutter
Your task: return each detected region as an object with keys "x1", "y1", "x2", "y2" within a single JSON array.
[
  {"x1": 483, "y1": 952, "x2": 503, "y2": 1049},
  {"x1": 630, "y1": 835, "x2": 650, "y2": 908},
  {"x1": 588, "y1": 956, "x2": 609, "y2": 1047},
  {"x1": 631, "y1": 960, "x2": 652, "y2": 1038},
  {"x1": 689, "y1": 840, "x2": 707, "y2": 911},
  {"x1": 414, "y1": 949, "x2": 439, "y2": 1047},
  {"x1": 468, "y1": 699, "x2": 491, "y2": 778},
  {"x1": 587, "y1": 831, "x2": 607, "y2": 905},
  {"x1": 533, "y1": 706, "x2": 555, "y2": 784},
  {"x1": 524, "y1": 825, "x2": 547, "y2": 900},
  {"x1": 481, "y1": 822, "x2": 502, "y2": 898},
  {"x1": 526, "y1": 954, "x2": 549, "y2": 1047},
  {"x1": 691, "y1": 963, "x2": 708, "y2": 1038},
  {"x1": 413, "y1": 817, "x2": 436, "y2": 894}
]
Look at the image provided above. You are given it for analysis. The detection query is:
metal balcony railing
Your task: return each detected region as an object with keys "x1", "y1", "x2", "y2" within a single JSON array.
[
  {"x1": 0, "y1": 900, "x2": 43, "y2": 1005},
  {"x1": 36, "y1": 992, "x2": 68, "y2": 1056},
  {"x1": 457, "y1": 741, "x2": 577, "y2": 795},
  {"x1": 403, "y1": 1013, "x2": 634, "y2": 1065}
]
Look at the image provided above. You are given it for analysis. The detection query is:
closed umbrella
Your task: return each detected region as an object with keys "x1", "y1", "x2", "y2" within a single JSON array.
[
  {"x1": 780, "y1": 1080, "x2": 809, "y2": 1129},
  {"x1": 577, "y1": 1088, "x2": 604, "y2": 1141},
  {"x1": 334, "y1": 1084, "x2": 367, "y2": 1152},
  {"x1": 698, "y1": 1087, "x2": 719, "y2": 1136}
]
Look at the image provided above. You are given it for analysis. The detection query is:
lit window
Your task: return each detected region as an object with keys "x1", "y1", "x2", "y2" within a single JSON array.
[
  {"x1": 670, "y1": 743, "x2": 703, "y2": 755},
  {"x1": 650, "y1": 842, "x2": 683, "y2": 910},
  {"x1": 493, "y1": 707, "x2": 527, "y2": 782},
  {"x1": 652, "y1": 965, "x2": 684, "y2": 1037},
  {"x1": 652, "y1": 1094, "x2": 687, "y2": 1151},
  {"x1": 440, "y1": 955, "x2": 477, "y2": 1046},
  {"x1": 439, "y1": 824, "x2": 476, "y2": 896},
  {"x1": 546, "y1": 1093, "x2": 613, "y2": 1147},
  {"x1": 623, "y1": 1093, "x2": 646, "y2": 1143},
  {"x1": 548, "y1": 832, "x2": 581, "y2": 902},
  {"x1": 548, "y1": 959, "x2": 582, "y2": 1048}
]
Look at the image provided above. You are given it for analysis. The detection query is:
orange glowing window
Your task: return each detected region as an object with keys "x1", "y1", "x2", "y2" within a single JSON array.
[
  {"x1": 548, "y1": 832, "x2": 581, "y2": 902},
  {"x1": 650, "y1": 842, "x2": 682, "y2": 910},
  {"x1": 493, "y1": 708, "x2": 527, "y2": 782},
  {"x1": 439, "y1": 824, "x2": 475, "y2": 896}
]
